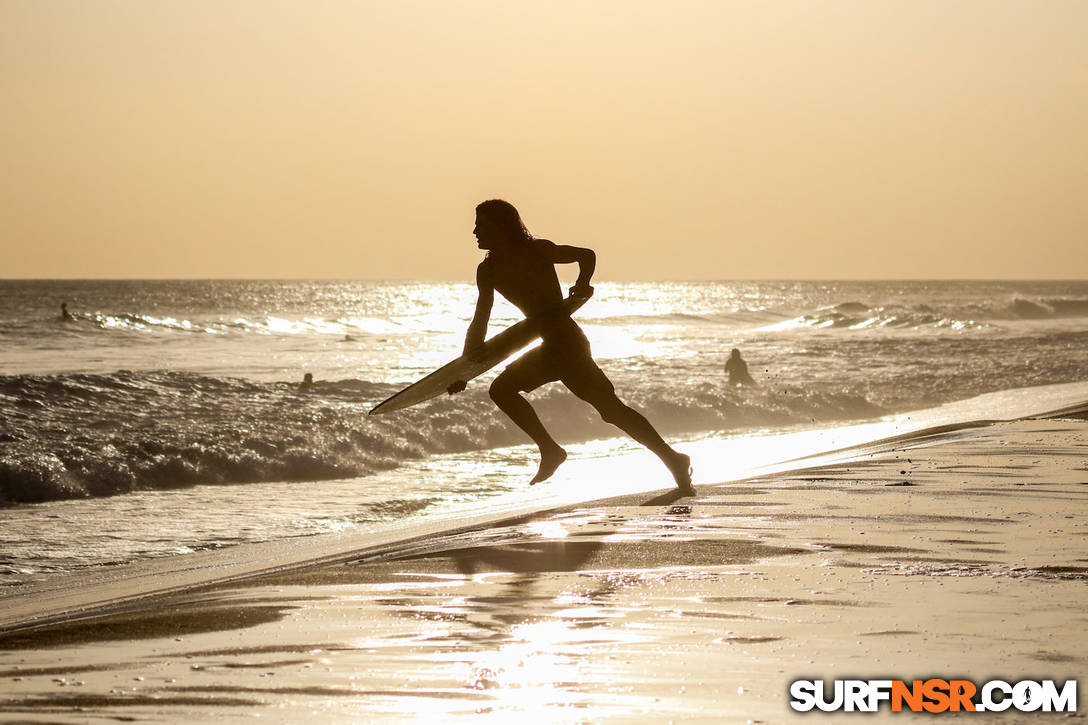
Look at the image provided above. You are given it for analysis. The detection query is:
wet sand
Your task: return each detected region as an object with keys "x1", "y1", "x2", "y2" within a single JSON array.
[{"x1": 1, "y1": 415, "x2": 1086, "y2": 722}]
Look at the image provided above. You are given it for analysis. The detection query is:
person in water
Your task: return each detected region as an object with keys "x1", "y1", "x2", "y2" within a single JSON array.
[
  {"x1": 447, "y1": 199, "x2": 692, "y2": 489},
  {"x1": 724, "y1": 348, "x2": 757, "y2": 386},
  {"x1": 60, "y1": 302, "x2": 75, "y2": 322}
]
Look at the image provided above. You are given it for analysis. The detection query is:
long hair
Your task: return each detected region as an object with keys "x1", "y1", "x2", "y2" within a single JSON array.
[{"x1": 476, "y1": 199, "x2": 533, "y2": 244}]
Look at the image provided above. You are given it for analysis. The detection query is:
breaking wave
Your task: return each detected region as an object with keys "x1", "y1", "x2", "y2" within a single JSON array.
[
  {"x1": 45, "y1": 312, "x2": 416, "y2": 338},
  {"x1": 758, "y1": 296, "x2": 1088, "y2": 333},
  {"x1": 8, "y1": 293, "x2": 1086, "y2": 346},
  {"x1": 0, "y1": 370, "x2": 883, "y2": 505}
]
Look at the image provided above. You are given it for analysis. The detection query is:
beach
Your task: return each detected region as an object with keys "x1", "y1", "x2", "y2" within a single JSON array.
[{"x1": 2, "y1": 407, "x2": 1085, "y2": 722}]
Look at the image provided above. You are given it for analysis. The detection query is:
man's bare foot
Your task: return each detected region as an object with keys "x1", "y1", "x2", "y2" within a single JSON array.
[
  {"x1": 530, "y1": 445, "x2": 568, "y2": 485},
  {"x1": 667, "y1": 452, "x2": 693, "y2": 491}
]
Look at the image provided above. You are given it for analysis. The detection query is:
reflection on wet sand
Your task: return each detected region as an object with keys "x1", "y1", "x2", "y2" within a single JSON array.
[
  {"x1": 0, "y1": 499, "x2": 811, "y2": 720},
  {"x1": 335, "y1": 510, "x2": 806, "y2": 719}
]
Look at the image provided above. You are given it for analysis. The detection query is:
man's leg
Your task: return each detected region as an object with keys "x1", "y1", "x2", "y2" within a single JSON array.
[
  {"x1": 562, "y1": 360, "x2": 692, "y2": 488},
  {"x1": 489, "y1": 349, "x2": 567, "y2": 484}
]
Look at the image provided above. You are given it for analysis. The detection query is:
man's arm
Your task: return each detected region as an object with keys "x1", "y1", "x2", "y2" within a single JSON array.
[
  {"x1": 448, "y1": 262, "x2": 493, "y2": 396},
  {"x1": 549, "y1": 244, "x2": 596, "y2": 298},
  {"x1": 463, "y1": 261, "x2": 494, "y2": 354}
]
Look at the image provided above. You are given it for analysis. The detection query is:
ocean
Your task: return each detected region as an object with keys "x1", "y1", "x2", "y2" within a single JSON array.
[{"x1": 2, "y1": 279, "x2": 1086, "y2": 584}]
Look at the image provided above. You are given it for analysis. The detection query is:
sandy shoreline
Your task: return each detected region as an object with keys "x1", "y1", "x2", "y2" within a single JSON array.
[{"x1": 1, "y1": 413, "x2": 1086, "y2": 722}]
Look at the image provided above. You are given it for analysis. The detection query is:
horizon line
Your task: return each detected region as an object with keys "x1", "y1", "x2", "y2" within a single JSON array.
[{"x1": 3, "y1": 277, "x2": 1087, "y2": 284}]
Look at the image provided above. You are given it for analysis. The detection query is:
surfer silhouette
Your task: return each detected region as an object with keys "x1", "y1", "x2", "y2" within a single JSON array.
[
  {"x1": 725, "y1": 348, "x2": 757, "y2": 386},
  {"x1": 59, "y1": 302, "x2": 75, "y2": 322},
  {"x1": 447, "y1": 199, "x2": 692, "y2": 490}
]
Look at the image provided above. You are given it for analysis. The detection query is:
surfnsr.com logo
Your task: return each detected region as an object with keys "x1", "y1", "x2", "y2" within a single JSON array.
[{"x1": 789, "y1": 679, "x2": 1077, "y2": 713}]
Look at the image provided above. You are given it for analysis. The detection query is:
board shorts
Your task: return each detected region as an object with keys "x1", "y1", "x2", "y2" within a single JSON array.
[{"x1": 499, "y1": 314, "x2": 616, "y2": 400}]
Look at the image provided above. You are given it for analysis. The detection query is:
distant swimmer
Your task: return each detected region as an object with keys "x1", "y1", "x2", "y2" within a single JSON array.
[
  {"x1": 300, "y1": 372, "x2": 314, "y2": 390},
  {"x1": 60, "y1": 302, "x2": 75, "y2": 322},
  {"x1": 725, "y1": 348, "x2": 757, "y2": 386},
  {"x1": 447, "y1": 199, "x2": 692, "y2": 490}
]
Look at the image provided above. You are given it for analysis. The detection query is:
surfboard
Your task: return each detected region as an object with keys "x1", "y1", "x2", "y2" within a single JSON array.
[{"x1": 369, "y1": 295, "x2": 589, "y2": 416}]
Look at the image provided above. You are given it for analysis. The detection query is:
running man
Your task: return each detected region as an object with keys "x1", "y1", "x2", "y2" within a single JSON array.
[{"x1": 447, "y1": 199, "x2": 692, "y2": 490}]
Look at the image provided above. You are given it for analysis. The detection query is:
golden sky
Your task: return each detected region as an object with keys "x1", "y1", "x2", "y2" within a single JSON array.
[{"x1": 3, "y1": 0, "x2": 1086, "y2": 279}]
